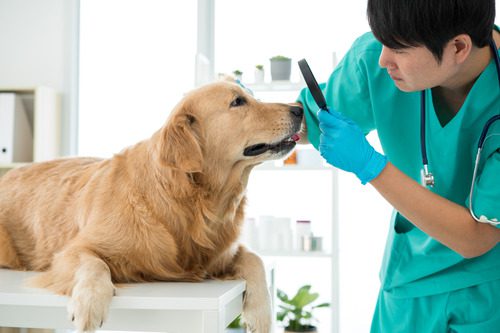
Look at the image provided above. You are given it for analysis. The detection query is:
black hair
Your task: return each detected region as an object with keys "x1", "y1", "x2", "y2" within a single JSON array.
[{"x1": 367, "y1": 0, "x2": 496, "y2": 61}]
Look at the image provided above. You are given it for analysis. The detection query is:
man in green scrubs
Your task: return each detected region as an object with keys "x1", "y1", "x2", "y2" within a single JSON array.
[{"x1": 297, "y1": 0, "x2": 500, "y2": 331}]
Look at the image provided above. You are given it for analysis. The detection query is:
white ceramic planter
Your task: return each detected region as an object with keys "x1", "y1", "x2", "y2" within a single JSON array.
[
  {"x1": 254, "y1": 68, "x2": 265, "y2": 83},
  {"x1": 270, "y1": 58, "x2": 291, "y2": 81}
]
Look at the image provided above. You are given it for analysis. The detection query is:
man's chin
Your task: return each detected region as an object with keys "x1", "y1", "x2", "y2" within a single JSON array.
[{"x1": 393, "y1": 80, "x2": 417, "y2": 93}]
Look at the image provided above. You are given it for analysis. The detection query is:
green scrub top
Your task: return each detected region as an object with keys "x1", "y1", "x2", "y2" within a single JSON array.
[{"x1": 298, "y1": 31, "x2": 500, "y2": 298}]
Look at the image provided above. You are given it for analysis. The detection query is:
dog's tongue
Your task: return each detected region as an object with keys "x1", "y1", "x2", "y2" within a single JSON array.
[{"x1": 291, "y1": 134, "x2": 301, "y2": 142}]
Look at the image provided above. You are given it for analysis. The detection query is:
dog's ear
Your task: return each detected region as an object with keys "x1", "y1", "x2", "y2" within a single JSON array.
[
  {"x1": 158, "y1": 108, "x2": 203, "y2": 173},
  {"x1": 217, "y1": 74, "x2": 237, "y2": 83}
]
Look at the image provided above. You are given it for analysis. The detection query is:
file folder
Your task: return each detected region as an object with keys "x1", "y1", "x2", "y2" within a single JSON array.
[{"x1": 0, "y1": 93, "x2": 33, "y2": 164}]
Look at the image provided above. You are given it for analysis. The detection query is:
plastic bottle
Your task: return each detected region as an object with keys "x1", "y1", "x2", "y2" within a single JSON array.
[{"x1": 295, "y1": 220, "x2": 312, "y2": 251}]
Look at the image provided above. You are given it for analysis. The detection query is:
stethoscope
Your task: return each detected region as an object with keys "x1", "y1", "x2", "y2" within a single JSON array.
[{"x1": 420, "y1": 37, "x2": 500, "y2": 227}]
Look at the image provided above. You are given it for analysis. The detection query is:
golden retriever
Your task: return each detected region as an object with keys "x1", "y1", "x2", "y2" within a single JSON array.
[{"x1": 0, "y1": 81, "x2": 303, "y2": 333}]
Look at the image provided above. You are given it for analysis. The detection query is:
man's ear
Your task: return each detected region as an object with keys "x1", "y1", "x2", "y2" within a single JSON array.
[
  {"x1": 451, "y1": 34, "x2": 473, "y2": 64},
  {"x1": 158, "y1": 109, "x2": 203, "y2": 173}
]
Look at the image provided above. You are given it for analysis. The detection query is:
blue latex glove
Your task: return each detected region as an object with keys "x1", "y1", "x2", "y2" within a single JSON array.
[{"x1": 318, "y1": 109, "x2": 388, "y2": 184}]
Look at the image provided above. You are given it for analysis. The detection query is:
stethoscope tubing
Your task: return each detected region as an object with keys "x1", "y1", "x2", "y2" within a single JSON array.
[
  {"x1": 420, "y1": 37, "x2": 500, "y2": 175},
  {"x1": 420, "y1": 36, "x2": 500, "y2": 225}
]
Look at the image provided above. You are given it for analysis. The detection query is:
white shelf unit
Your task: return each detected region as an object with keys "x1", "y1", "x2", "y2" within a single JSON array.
[
  {"x1": 0, "y1": 87, "x2": 61, "y2": 176},
  {"x1": 244, "y1": 160, "x2": 339, "y2": 333}
]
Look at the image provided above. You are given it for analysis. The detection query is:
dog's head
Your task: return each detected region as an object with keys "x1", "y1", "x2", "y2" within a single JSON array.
[{"x1": 157, "y1": 81, "x2": 303, "y2": 174}]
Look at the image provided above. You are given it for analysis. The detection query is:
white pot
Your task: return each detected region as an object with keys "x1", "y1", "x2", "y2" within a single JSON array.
[
  {"x1": 270, "y1": 58, "x2": 291, "y2": 81},
  {"x1": 254, "y1": 69, "x2": 265, "y2": 83}
]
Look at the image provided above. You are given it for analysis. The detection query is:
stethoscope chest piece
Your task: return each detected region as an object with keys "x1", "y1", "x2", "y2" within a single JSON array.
[{"x1": 421, "y1": 164, "x2": 434, "y2": 187}]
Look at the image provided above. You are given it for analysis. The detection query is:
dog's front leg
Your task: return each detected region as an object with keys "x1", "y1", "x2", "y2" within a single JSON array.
[
  {"x1": 214, "y1": 245, "x2": 272, "y2": 333},
  {"x1": 30, "y1": 245, "x2": 115, "y2": 333},
  {"x1": 69, "y1": 252, "x2": 115, "y2": 332}
]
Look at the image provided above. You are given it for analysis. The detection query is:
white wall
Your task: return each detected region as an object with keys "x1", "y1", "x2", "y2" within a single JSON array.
[
  {"x1": 0, "y1": 0, "x2": 79, "y2": 156},
  {"x1": 78, "y1": 0, "x2": 197, "y2": 158}
]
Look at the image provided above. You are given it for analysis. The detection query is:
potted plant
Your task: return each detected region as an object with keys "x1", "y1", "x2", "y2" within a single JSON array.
[
  {"x1": 270, "y1": 55, "x2": 292, "y2": 81},
  {"x1": 226, "y1": 314, "x2": 245, "y2": 333},
  {"x1": 232, "y1": 70, "x2": 243, "y2": 81},
  {"x1": 277, "y1": 285, "x2": 330, "y2": 332},
  {"x1": 254, "y1": 64, "x2": 265, "y2": 83}
]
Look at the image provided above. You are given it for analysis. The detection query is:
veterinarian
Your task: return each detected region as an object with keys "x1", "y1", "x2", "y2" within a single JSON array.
[{"x1": 297, "y1": 0, "x2": 500, "y2": 331}]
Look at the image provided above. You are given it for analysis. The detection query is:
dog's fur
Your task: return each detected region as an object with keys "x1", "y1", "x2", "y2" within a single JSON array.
[{"x1": 0, "y1": 81, "x2": 303, "y2": 332}]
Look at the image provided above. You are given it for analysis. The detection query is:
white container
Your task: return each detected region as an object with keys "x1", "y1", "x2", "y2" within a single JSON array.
[
  {"x1": 273, "y1": 217, "x2": 293, "y2": 251},
  {"x1": 258, "y1": 215, "x2": 275, "y2": 251},
  {"x1": 295, "y1": 220, "x2": 312, "y2": 251},
  {"x1": 241, "y1": 217, "x2": 259, "y2": 251},
  {"x1": 254, "y1": 68, "x2": 265, "y2": 83}
]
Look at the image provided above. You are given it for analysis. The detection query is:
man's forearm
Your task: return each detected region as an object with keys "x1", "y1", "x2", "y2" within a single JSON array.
[{"x1": 370, "y1": 162, "x2": 500, "y2": 258}]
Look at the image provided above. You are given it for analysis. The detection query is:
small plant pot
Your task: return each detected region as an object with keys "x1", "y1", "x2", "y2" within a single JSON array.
[
  {"x1": 284, "y1": 325, "x2": 318, "y2": 333},
  {"x1": 270, "y1": 58, "x2": 292, "y2": 81},
  {"x1": 254, "y1": 69, "x2": 265, "y2": 83}
]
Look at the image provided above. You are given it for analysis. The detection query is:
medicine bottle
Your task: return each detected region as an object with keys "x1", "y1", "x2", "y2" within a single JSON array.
[{"x1": 295, "y1": 220, "x2": 312, "y2": 251}]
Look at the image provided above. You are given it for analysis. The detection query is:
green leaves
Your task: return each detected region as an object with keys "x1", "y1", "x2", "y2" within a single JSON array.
[
  {"x1": 277, "y1": 288, "x2": 290, "y2": 303},
  {"x1": 291, "y1": 285, "x2": 319, "y2": 308},
  {"x1": 276, "y1": 285, "x2": 331, "y2": 331},
  {"x1": 313, "y1": 302, "x2": 330, "y2": 309}
]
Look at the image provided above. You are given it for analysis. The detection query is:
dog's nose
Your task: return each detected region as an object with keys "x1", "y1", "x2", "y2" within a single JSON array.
[{"x1": 289, "y1": 105, "x2": 303, "y2": 118}]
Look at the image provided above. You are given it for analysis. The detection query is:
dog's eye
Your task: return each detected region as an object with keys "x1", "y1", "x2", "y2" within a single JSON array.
[{"x1": 230, "y1": 96, "x2": 246, "y2": 108}]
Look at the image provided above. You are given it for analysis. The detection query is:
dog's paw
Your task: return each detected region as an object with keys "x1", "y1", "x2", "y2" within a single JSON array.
[
  {"x1": 67, "y1": 279, "x2": 115, "y2": 332},
  {"x1": 241, "y1": 288, "x2": 272, "y2": 333}
]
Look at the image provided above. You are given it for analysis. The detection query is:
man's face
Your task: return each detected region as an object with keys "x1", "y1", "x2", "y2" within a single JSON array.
[{"x1": 378, "y1": 42, "x2": 459, "y2": 92}]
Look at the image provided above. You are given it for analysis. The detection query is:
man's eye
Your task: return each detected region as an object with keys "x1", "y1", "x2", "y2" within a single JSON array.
[
  {"x1": 230, "y1": 96, "x2": 246, "y2": 107},
  {"x1": 393, "y1": 48, "x2": 407, "y2": 55}
]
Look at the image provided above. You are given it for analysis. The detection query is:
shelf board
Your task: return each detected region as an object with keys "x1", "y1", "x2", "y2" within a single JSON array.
[
  {"x1": 245, "y1": 81, "x2": 305, "y2": 92},
  {"x1": 255, "y1": 161, "x2": 332, "y2": 171},
  {"x1": 0, "y1": 87, "x2": 37, "y2": 93},
  {"x1": 257, "y1": 250, "x2": 333, "y2": 258}
]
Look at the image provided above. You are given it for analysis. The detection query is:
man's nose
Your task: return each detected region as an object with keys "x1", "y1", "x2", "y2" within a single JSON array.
[{"x1": 379, "y1": 46, "x2": 392, "y2": 69}]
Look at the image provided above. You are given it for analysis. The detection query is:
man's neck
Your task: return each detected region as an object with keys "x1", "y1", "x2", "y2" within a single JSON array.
[{"x1": 433, "y1": 30, "x2": 499, "y2": 116}]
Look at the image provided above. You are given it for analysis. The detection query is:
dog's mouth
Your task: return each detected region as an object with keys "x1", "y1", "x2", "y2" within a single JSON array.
[{"x1": 243, "y1": 133, "x2": 301, "y2": 157}]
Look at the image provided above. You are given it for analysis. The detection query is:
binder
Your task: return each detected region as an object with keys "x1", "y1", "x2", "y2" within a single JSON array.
[{"x1": 0, "y1": 93, "x2": 33, "y2": 164}]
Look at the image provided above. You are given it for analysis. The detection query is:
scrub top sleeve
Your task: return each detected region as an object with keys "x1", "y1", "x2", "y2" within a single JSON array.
[
  {"x1": 326, "y1": 49, "x2": 375, "y2": 134},
  {"x1": 467, "y1": 150, "x2": 500, "y2": 224},
  {"x1": 297, "y1": 83, "x2": 325, "y2": 149},
  {"x1": 296, "y1": 33, "x2": 376, "y2": 150}
]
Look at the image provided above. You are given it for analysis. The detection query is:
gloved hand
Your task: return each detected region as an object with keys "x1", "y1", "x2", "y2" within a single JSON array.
[{"x1": 318, "y1": 109, "x2": 388, "y2": 184}]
